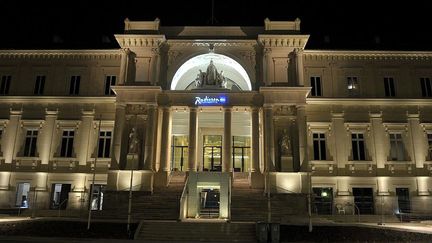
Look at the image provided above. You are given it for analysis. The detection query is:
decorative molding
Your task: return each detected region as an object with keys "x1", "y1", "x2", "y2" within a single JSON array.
[
  {"x1": 115, "y1": 35, "x2": 166, "y2": 48},
  {"x1": 166, "y1": 40, "x2": 257, "y2": 48},
  {"x1": 304, "y1": 50, "x2": 432, "y2": 61},
  {"x1": 258, "y1": 35, "x2": 309, "y2": 49},
  {"x1": 0, "y1": 50, "x2": 122, "y2": 60},
  {"x1": 0, "y1": 96, "x2": 116, "y2": 104}
]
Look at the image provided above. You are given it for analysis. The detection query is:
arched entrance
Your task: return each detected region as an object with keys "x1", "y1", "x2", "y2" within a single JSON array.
[{"x1": 171, "y1": 53, "x2": 252, "y2": 91}]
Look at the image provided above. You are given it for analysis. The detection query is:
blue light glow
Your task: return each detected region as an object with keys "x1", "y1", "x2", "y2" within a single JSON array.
[{"x1": 194, "y1": 96, "x2": 228, "y2": 105}]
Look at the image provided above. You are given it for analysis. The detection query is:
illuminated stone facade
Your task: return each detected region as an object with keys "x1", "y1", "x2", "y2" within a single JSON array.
[{"x1": 0, "y1": 18, "x2": 431, "y2": 218}]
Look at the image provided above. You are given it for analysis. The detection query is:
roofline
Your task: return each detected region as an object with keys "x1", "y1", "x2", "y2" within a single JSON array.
[{"x1": 304, "y1": 49, "x2": 432, "y2": 55}]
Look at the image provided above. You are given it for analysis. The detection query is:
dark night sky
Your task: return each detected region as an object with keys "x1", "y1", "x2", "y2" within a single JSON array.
[{"x1": 1, "y1": 1, "x2": 431, "y2": 50}]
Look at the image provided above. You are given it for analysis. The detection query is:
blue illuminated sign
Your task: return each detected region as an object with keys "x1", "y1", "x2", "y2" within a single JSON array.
[{"x1": 194, "y1": 96, "x2": 228, "y2": 105}]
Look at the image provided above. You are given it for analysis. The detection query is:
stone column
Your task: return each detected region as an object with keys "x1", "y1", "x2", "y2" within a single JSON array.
[
  {"x1": 143, "y1": 105, "x2": 157, "y2": 170},
  {"x1": 39, "y1": 110, "x2": 58, "y2": 165},
  {"x1": 263, "y1": 48, "x2": 272, "y2": 86},
  {"x1": 4, "y1": 110, "x2": 22, "y2": 164},
  {"x1": 295, "y1": 48, "x2": 304, "y2": 86},
  {"x1": 251, "y1": 107, "x2": 260, "y2": 172},
  {"x1": 407, "y1": 113, "x2": 423, "y2": 169},
  {"x1": 332, "y1": 113, "x2": 347, "y2": 170},
  {"x1": 369, "y1": 113, "x2": 386, "y2": 169},
  {"x1": 250, "y1": 106, "x2": 264, "y2": 188},
  {"x1": 150, "y1": 48, "x2": 161, "y2": 85},
  {"x1": 155, "y1": 106, "x2": 172, "y2": 187},
  {"x1": 188, "y1": 107, "x2": 198, "y2": 171},
  {"x1": 78, "y1": 110, "x2": 95, "y2": 166},
  {"x1": 263, "y1": 105, "x2": 275, "y2": 172},
  {"x1": 119, "y1": 48, "x2": 130, "y2": 84},
  {"x1": 110, "y1": 104, "x2": 126, "y2": 169},
  {"x1": 297, "y1": 105, "x2": 308, "y2": 170},
  {"x1": 223, "y1": 107, "x2": 232, "y2": 172}
]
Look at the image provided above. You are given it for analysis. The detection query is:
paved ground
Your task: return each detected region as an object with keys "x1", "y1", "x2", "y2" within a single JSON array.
[{"x1": 0, "y1": 216, "x2": 432, "y2": 242}]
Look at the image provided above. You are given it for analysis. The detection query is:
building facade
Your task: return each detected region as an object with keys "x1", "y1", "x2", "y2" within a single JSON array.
[{"x1": 0, "y1": 18, "x2": 431, "y2": 219}]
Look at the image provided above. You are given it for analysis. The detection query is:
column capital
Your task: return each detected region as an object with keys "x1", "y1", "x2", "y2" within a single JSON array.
[
  {"x1": 9, "y1": 108, "x2": 23, "y2": 116},
  {"x1": 369, "y1": 112, "x2": 382, "y2": 119},
  {"x1": 45, "y1": 108, "x2": 59, "y2": 116},
  {"x1": 223, "y1": 106, "x2": 233, "y2": 112}
]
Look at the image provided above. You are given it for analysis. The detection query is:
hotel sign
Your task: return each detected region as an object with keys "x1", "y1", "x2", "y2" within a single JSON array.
[{"x1": 194, "y1": 96, "x2": 227, "y2": 105}]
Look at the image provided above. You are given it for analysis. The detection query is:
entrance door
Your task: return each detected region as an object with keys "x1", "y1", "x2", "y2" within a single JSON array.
[
  {"x1": 396, "y1": 188, "x2": 410, "y2": 213},
  {"x1": 203, "y1": 135, "x2": 222, "y2": 171},
  {"x1": 16, "y1": 183, "x2": 30, "y2": 208},
  {"x1": 232, "y1": 136, "x2": 251, "y2": 172},
  {"x1": 171, "y1": 136, "x2": 189, "y2": 171},
  {"x1": 353, "y1": 187, "x2": 374, "y2": 214},
  {"x1": 199, "y1": 188, "x2": 220, "y2": 218}
]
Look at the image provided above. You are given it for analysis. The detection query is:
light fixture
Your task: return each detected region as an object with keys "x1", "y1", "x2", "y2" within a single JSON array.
[{"x1": 321, "y1": 191, "x2": 328, "y2": 197}]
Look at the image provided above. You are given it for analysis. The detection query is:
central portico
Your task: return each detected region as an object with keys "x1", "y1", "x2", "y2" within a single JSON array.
[{"x1": 105, "y1": 18, "x2": 310, "y2": 220}]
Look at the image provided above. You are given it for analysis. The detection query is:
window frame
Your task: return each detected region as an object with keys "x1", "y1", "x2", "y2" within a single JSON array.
[{"x1": 310, "y1": 76, "x2": 322, "y2": 97}]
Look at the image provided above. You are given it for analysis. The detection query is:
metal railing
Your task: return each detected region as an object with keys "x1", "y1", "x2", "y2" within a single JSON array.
[{"x1": 179, "y1": 177, "x2": 189, "y2": 220}]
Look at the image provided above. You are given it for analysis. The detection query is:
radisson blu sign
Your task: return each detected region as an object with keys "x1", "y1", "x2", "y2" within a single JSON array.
[{"x1": 194, "y1": 96, "x2": 227, "y2": 106}]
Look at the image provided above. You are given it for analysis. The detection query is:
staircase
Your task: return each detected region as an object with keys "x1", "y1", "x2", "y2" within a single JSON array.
[
  {"x1": 230, "y1": 177, "x2": 268, "y2": 222},
  {"x1": 135, "y1": 221, "x2": 256, "y2": 242},
  {"x1": 95, "y1": 172, "x2": 186, "y2": 220}
]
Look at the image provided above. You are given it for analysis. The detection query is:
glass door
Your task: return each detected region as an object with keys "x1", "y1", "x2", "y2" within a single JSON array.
[
  {"x1": 203, "y1": 135, "x2": 222, "y2": 171},
  {"x1": 171, "y1": 136, "x2": 189, "y2": 171},
  {"x1": 232, "y1": 136, "x2": 251, "y2": 172}
]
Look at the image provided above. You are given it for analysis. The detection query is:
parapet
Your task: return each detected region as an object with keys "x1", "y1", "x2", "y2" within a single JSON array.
[{"x1": 264, "y1": 18, "x2": 301, "y2": 31}]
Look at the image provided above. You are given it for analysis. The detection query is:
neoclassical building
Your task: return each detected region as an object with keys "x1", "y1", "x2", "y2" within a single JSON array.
[{"x1": 0, "y1": 18, "x2": 431, "y2": 220}]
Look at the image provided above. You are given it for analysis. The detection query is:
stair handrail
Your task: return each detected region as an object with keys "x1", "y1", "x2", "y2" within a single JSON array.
[{"x1": 179, "y1": 176, "x2": 189, "y2": 220}]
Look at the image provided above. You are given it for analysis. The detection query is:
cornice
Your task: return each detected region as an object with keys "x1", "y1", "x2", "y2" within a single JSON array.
[
  {"x1": 0, "y1": 50, "x2": 122, "y2": 60},
  {"x1": 0, "y1": 96, "x2": 116, "y2": 104},
  {"x1": 258, "y1": 34, "x2": 309, "y2": 48},
  {"x1": 307, "y1": 98, "x2": 432, "y2": 106},
  {"x1": 304, "y1": 50, "x2": 432, "y2": 61},
  {"x1": 115, "y1": 34, "x2": 166, "y2": 48},
  {"x1": 166, "y1": 39, "x2": 257, "y2": 48}
]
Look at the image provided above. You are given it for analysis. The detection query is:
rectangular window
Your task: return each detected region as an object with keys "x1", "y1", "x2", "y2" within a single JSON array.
[
  {"x1": 427, "y1": 134, "x2": 432, "y2": 160},
  {"x1": 396, "y1": 188, "x2": 410, "y2": 213},
  {"x1": 23, "y1": 130, "x2": 38, "y2": 157},
  {"x1": 420, "y1": 77, "x2": 432, "y2": 97},
  {"x1": 351, "y1": 133, "x2": 366, "y2": 160},
  {"x1": 69, "y1": 75, "x2": 80, "y2": 95},
  {"x1": 347, "y1": 76, "x2": 359, "y2": 96},
  {"x1": 34, "y1": 75, "x2": 45, "y2": 95},
  {"x1": 50, "y1": 183, "x2": 71, "y2": 210},
  {"x1": 104, "y1": 75, "x2": 116, "y2": 95},
  {"x1": 312, "y1": 187, "x2": 333, "y2": 215},
  {"x1": 0, "y1": 75, "x2": 11, "y2": 95},
  {"x1": 389, "y1": 133, "x2": 405, "y2": 161},
  {"x1": 90, "y1": 184, "x2": 105, "y2": 210},
  {"x1": 384, "y1": 77, "x2": 396, "y2": 97},
  {"x1": 310, "y1": 76, "x2": 322, "y2": 96},
  {"x1": 97, "y1": 131, "x2": 112, "y2": 158},
  {"x1": 16, "y1": 182, "x2": 30, "y2": 208},
  {"x1": 60, "y1": 130, "x2": 74, "y2": 157},
  {"x1": 312, "y1": 133, "x2": 326, "y2": 160}
]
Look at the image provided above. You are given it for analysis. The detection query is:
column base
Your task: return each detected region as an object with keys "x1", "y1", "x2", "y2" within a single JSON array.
[
  {"x1": 250, "y1": 171, "x2": 264, "y2": 189},
  {"x1": 154, "y1": 171, "x2": 170, "y2": 188}
]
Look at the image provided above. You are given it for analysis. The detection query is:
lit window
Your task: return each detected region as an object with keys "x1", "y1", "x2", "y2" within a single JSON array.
[
  {"x1": 313, "y1": 133, "x2": 326, "y2": 160},
  {"x1": 347, "y1": 76, "x2": 359, "y2": 95}
]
